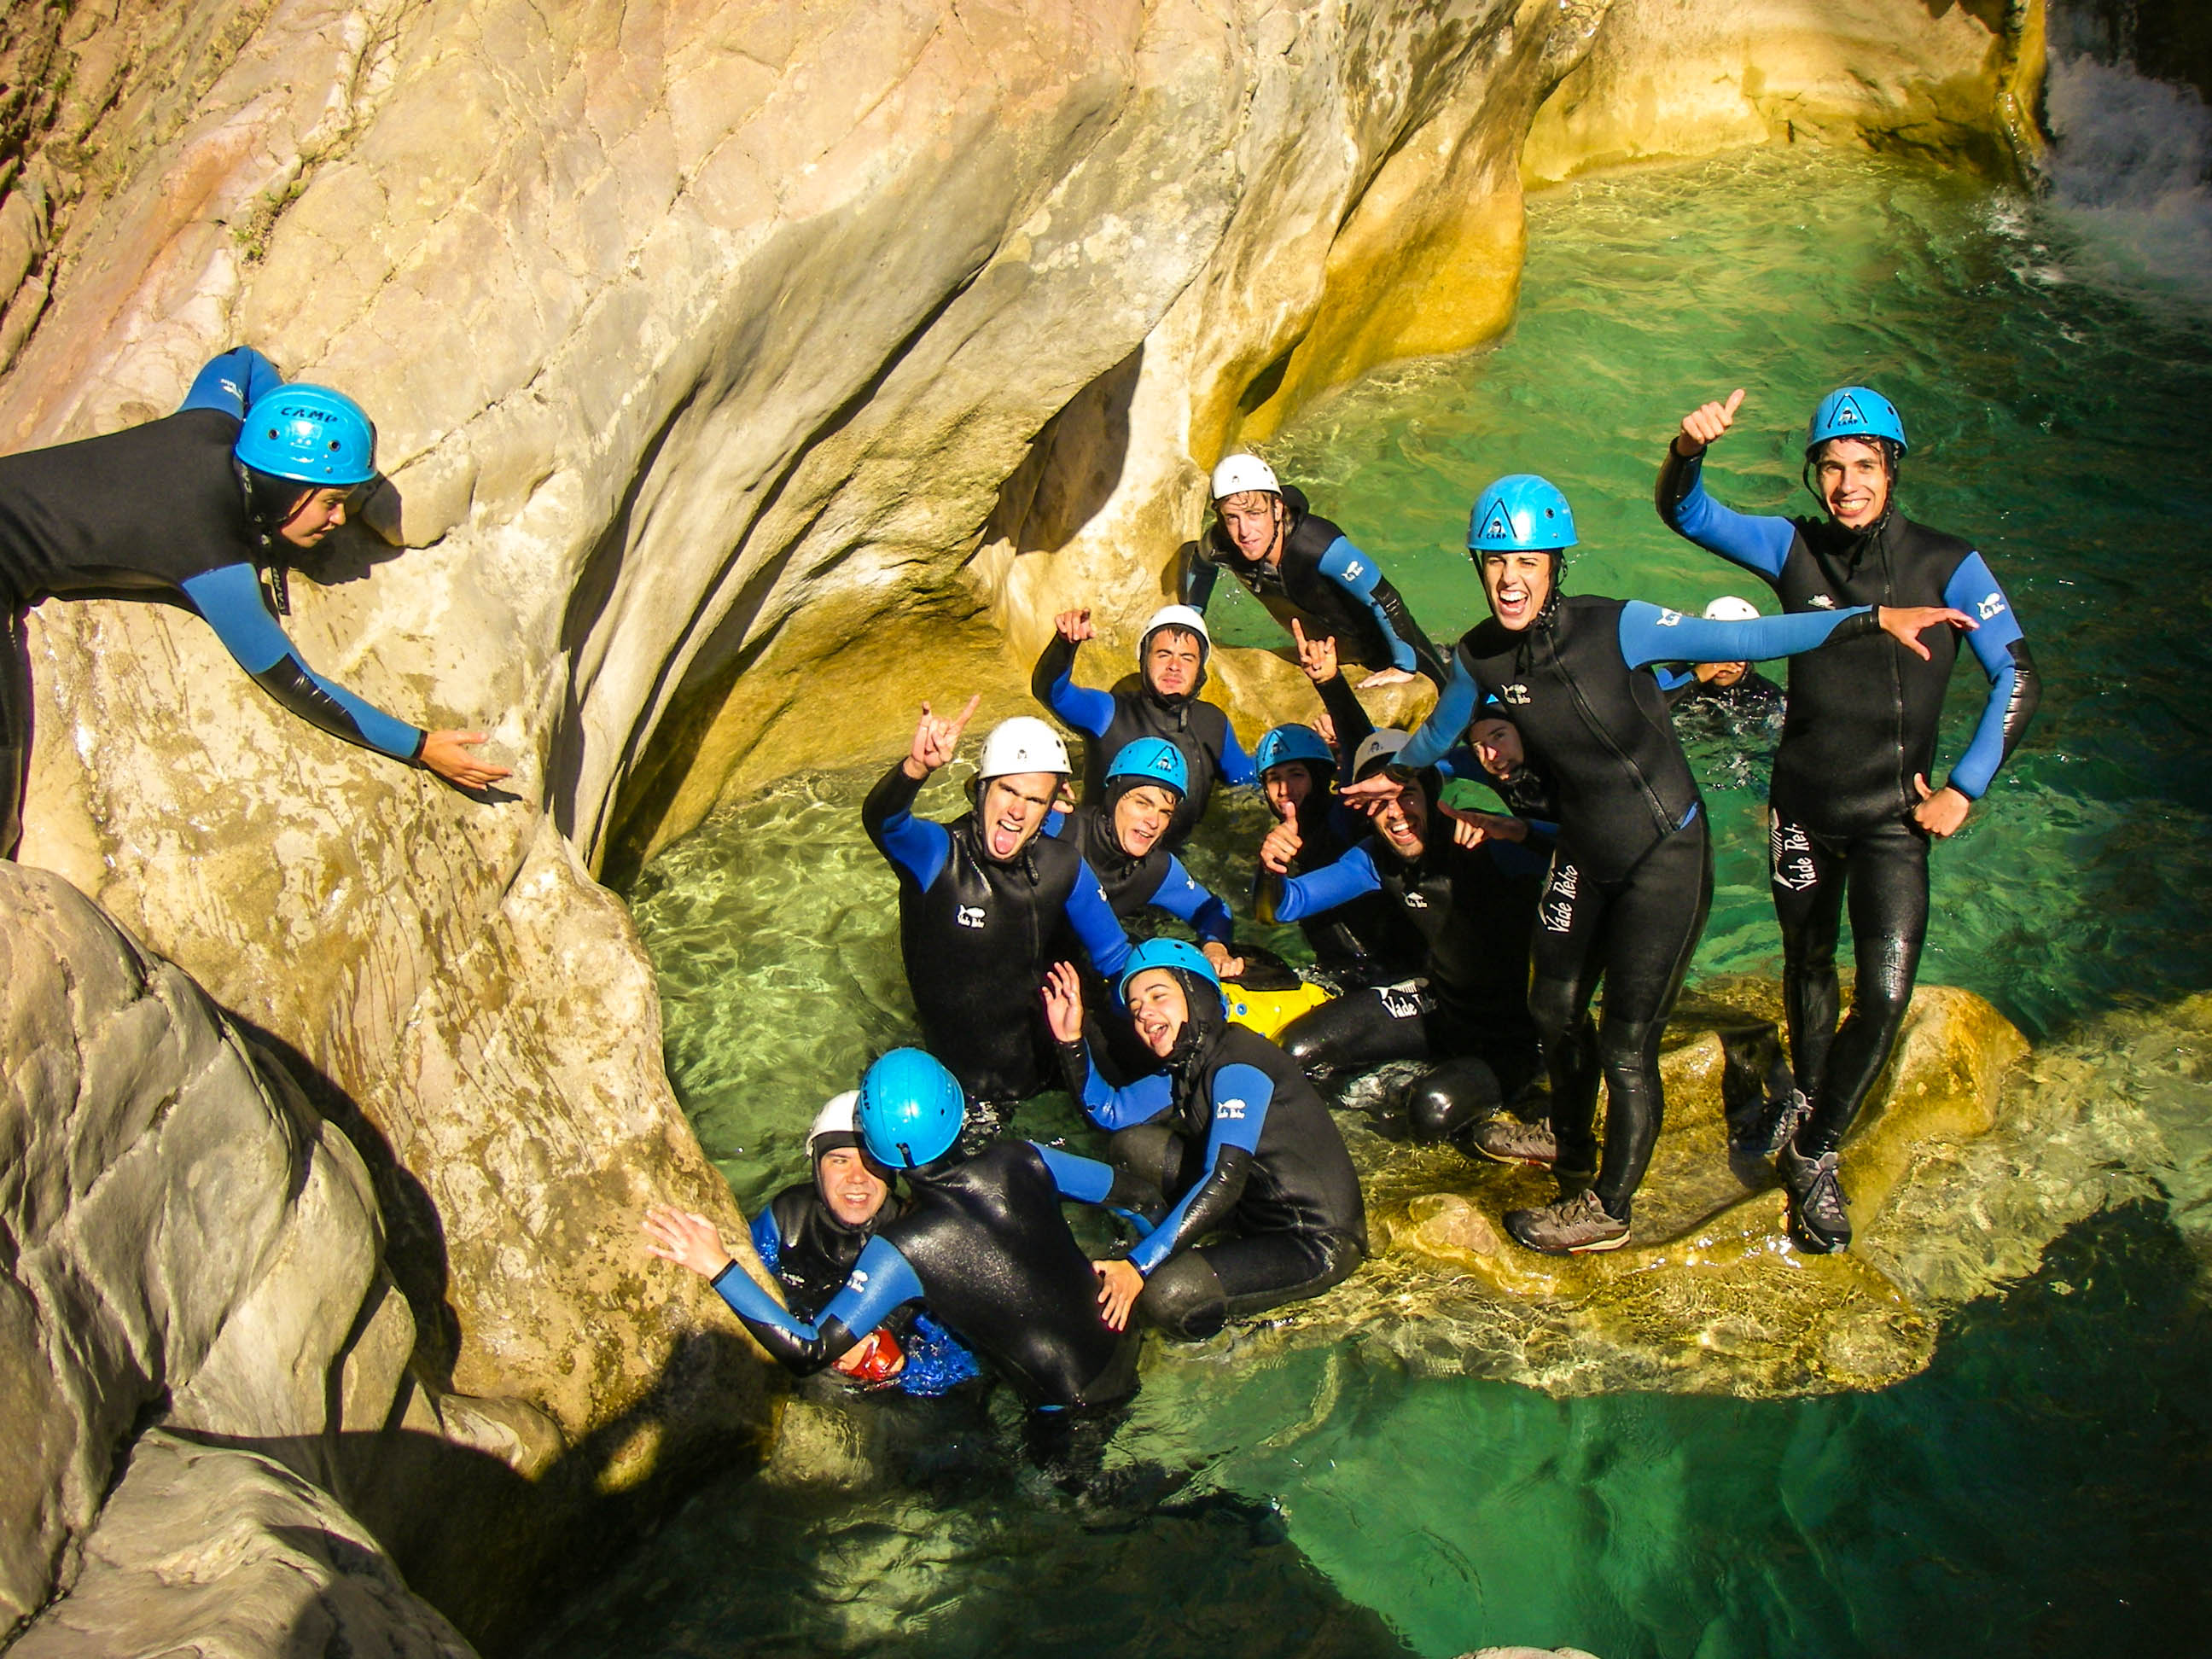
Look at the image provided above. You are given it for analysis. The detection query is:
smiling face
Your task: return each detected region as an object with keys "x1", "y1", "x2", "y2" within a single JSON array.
[
  {"x1": 978, "y1": 771, "x2": 1059, "y2": 861},
  {"x1": 1217, "y1": 491, "x2": 1286, "y2": 565},
  {"x1": 1481, "y1": 550, "x2": 1554, "y2": 632},
  {"x1": 1374, "y1": 776, "x2": 1430, "y2": 860},
  {"x1": 1124, "y1": 968, "x2": 1191, "y2": 1059},
  {"x1": 1468, "y1": 717, "x2": 1524, "y2": 780},
  {"x1": 816, "y1": 1146, "x2": 891, "y2": 1228},
  {"x1": 1262, "y1": 760, "x2": 1316, "y2": 818},
  {"x1": 277, "y1": 486, "x2": 355, "y2": 548},
  {"x1": 1813, "y1": 436, "x2": 1892, "y2": 529},
  {"x1": 1112, "y1": 783, "x2": 1179, "y2": 858},
  {"x1": 1144, "y1": 629, "x2": 1205, "y2": 699},
  {"x1": 1698, "y1": 660, "x2": 1750, "y2": 688}
]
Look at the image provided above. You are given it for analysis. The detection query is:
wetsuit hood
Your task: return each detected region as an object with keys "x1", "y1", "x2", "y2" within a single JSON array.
[{"x1": 1161, "y1": 968, "x2": 1231, "y2": 1099}]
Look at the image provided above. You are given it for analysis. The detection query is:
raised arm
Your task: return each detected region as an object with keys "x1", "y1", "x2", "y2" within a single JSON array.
[
  {"x1": 1126, "y1": 1062, "x2": 1272, "y2": 1274},
  {"x1": 1044, "y1": 961, "x2": 1174, "y2": 1131},
  {"x1": 1254, "y1": 839, "x2": 1383, "y2": 925},
  {"x1": 1033, "y1": 611, "x2": 1115, "y2": 737},
  {"x1": 1656, "y1": 389, "x2": 1795, "y2": 580}
]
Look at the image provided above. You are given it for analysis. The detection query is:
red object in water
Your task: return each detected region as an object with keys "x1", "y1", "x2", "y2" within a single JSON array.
[{"x1": 839, "y1": 1326, "x2": 905, "y2": 1387}]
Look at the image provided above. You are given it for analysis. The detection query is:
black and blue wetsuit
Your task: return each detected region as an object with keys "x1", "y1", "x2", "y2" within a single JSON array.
[
  {"x1": 1185, "y1": 486, "x2": 1448, "y2": 685},
  {"x1": 1033, "y1": 636, "x2": 1254, "y2": 848},
  {"x1": 713, "y1": 1140, "x2": 1144, "y2": 1409},
  {"x1": 0, "y1": 347, "x2": 425, "y2": 854},
  {"x1": 1047, "y1": 803, "x2": 1233, "y2": 946},
  {"x1": 863, "y1": 761, "x2": 1132, "y2": 1120},
  {"x1": 1400, "y1": 594, "x2": 1895, "y2": 1220},
  {"x1": 749, "y1": 1185, "x2": 981, "y2": 1397},
  {"x1": 1656, "y1": 446, "x2": 2039, "y2": 1153},
  {"x1": 1063, "y1": 998, "x2": 1366, "y2": 1340}
]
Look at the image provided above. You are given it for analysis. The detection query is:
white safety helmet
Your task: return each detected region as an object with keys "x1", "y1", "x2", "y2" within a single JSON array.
[
  {"x1": 808, "y1": 1090, "x2": 864, "y2": 1158},
  {"x1": 1210, "y1": 453, "x2": 1282, "y2": 501},
  {"x1": 1140, "y1": 603, "x2": 1211, "y2": 661},
  {"x1": 1353, "y1": 728, "x2": 1412, "y2": 781},
  {"x1": 1702, "y1": 595, "x2": 1762, "y2": 622},
  {"x1": 978, "y1": 715, "x2": 1072, "y2": 782}
]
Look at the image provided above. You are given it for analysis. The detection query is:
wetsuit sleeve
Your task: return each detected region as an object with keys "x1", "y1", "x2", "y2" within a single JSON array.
[
  {"x1": 1181, "y1": 547, "x2": 1222, "y2": 613},
  {"x1": 1616, "y1": 600, "x2": 1877, "y2": 670},
  {"x1": 1655, "y1": 447, "x2": 1795, "y2": 580},
  {"x1": 177, "y1": 565, "x2": 426, "y2": 760},
  {"x1": 861, "y1": 761, "x2": 952, "y2": 888},
  {"x1": 1065, "y1": 859, "x2": 1133, "y2": 977},
  {"x1": 1216, "y1": 718, "x2": 1257, "y2": 788},
  {"x1": 1033, "y1": 635, "x2": 1114, "y2": 738},
  {"x1": 1397, "y1": 645, "x2": 1483, "y2": 771},
  {"x1": 1434, "y1": 745, "x2": 1484, "y2": 783},
  {"x1": 1941, "y1": 552, "x2": 2040, "y2": 800},
  {"x1": 1062, "y1": 1039, "x2": 1176, "y2": 1131},
  {"x1": 1255, "y1": 840, "x2": 1382, "y2": 925},
  {"x1": 1126, "y1": 1062, "x2": 1272, "y2": 1274},
  {"x1": 178, "y1": 347, "x2": 284, "y2": 418},
  {"x1": 1030, "y1": 1143, "x2": 1126, "y2": 1203},
  {"x1": 707, "y1": 1235, "x2": 923, "y2": 1375},
  {"x1": 1148, "y1": 855, "x2": 1234, "y2": 944},
  {"x1": 1315, "y1": 536, "x2": 1439, "y2": 678},
  {"x1": 897, "y1": 1312, "x2": 982, "y2": 1396},
  {"x1": 1313, "y1": 672, "x2": 1375, "y2": 773},
  {"x1": 747, "y1": 1211, "x2": 784, "y2": 1276}
]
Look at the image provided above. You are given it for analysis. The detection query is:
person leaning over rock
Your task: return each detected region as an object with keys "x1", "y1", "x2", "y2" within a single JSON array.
[
  {"x1": 1185, "y1": 453, "x2": 1449, "y2": 690},
  {"x1": 644, "y1": 1048, "x2": 1152, "y2": 1412},
  {"x1": 0, "y1": 346, "x2": 510, "y2": 857},
  {"x1": 861, "y1": 699, "x2": 1131, "y2": 1140},
  {"x1": 1031, "y1": 602, "x2": 1254, "y2": 850}
]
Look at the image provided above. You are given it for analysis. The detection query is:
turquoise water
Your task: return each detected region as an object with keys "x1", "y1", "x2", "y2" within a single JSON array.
[{"x1": 570, "y1": 148, "x2": 2212, "y2": 1656}]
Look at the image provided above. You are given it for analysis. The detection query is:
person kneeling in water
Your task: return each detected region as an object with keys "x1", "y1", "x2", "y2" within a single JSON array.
[
  {"x1": 1045, "y1": 942, "x2": 1367, "y2": 1341},
  {"x1": 644, "y1": 1049, "x2": 1155, "y2": 1412},
  {"x1": 1259, "y1": 730, "x2": 1551, "y2": 1155},
  {"x1": 1033, "y1": 602, "x2": 1254, "y2": 849},
  {"x1": 744, "y1": 1091, "x2": 980, "y2": 1395}
]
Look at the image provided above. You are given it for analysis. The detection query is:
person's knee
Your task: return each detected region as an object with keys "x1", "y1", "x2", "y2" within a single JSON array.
[
  {"x1": 1849, "y1": 970, "x2": 1915, "y2": 1036},
  {"x1": 1406, "y1": 1062, "x2": 1502, "y2": 1144},
  {"x1": 1528, "y1": 976, "x2": 1584, "y2": 1047},
  {"x1": 1135, "y1": 1253, "x2": 1227, "y2": 1341},
  {"x1": 1277, "y1": 1013, "x2": 1337, "y2": 1070}
]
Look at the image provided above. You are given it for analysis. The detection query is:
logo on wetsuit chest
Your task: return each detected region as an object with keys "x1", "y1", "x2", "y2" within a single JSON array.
[
  {"x1": 1402, "y1": 891, "x2": 1429, "y2": 909},
  {"x1": 1216, "y1": 1097, "x2": 1248, "y2": 1121},
  {"x1": 1499, "y1": 683, "x2": 1531, "y2": 706},
  {"x1": 1806, "y1": 593, "x2": 1837, "y2": 609},
  {"x1": 956, "y1": 905, "x2": 987, "y2": 929},
  {"x1": 1976, "y1": 591, "x2": 2007, "y2": 620}
]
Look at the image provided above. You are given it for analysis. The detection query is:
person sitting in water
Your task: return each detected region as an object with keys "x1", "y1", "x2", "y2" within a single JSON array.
[
  {"x1": 1260, "y1": 730, "x2": 1551, "y2": 1155},
  {"x1": 1662, "y1": 596, "x2": 1785, "y2": 719},
  {"x1": 1656, "y1": 385, "x2": 2039, "y2": 1253},
  {"x1": 862, "y1": 701, "x2": 1131, "y2": 1138},
  {"x1": 0, "y1": 346, "x2": 511, "y2": 855},
  {"x1": 746, "y1": 1091, "x2": 981, "y2": 1395},
  {"x1": 1032, "y1": 602, "x2": 1254, "y2": 849},
  {"x1": 1184, "y1": 453, "x2": 1449, "y2": 689},
  {"x1": 1341, "y1": 472, "x2": 1973, "y2": 1255},
  {"x1": 644, "y1": 1049, "x2": 1152, "y2": 1411},
  {"x1": 1045, "y1": 942, "x2": 1367, "y2": 1342}
]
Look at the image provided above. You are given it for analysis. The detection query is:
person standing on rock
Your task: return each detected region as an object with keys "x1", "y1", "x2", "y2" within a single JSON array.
[
  {"x1": 1341, "y1": 473, "x2": 1975, "y2": 1255},
  {"x1": 0, "y1": 346, "x2": 511, "y2": 857},
  {"x1": 1656, "y1": 387, "x2": 2040, "y2": 1252},
  {"x1": 1032, "y1": 602, "x2": 1254, "y2": 850},
  {"x1": 1185, "y1": 454, "x2": 1450, "y2": 690},
  {"x1": 862, "y1": 699, "x2": 1132, "y2": 1139},
  {"x1": 643, "y1": 1048, "x2": 1150, "y2": 1411}
]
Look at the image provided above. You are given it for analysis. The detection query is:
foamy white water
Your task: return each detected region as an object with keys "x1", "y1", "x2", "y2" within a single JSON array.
[{"x1": 2043, "y1": 49, "x2": 2212, "y2": 302}]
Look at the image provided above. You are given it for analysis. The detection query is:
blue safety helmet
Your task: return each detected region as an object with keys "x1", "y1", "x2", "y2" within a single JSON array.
[
  {"x1": 1116, "y1": 938, "x2": 1226, "y2": 1012},
  {"x1": 1805, "y1": 387, "x2": 1908, "y2": 456},
  {"x1": 235, "y1": 384, "x2": 378, "y2": 486},
  {"x1": 1468, "y1": 474, "x2": 1576, "y2": 554},
  {"x1": 1104, "y1": 737, "x2": 1188, "y2": 798},
  {"x1": 1254, "y1": 724, "x2": 1335, "y2": 777},
  {"x1": 856, "y1": 1048, "x2": 966, "y2": 1169}
]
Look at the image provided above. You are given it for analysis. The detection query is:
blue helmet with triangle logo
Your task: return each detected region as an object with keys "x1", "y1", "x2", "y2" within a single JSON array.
[
  {"x1": 1806, "y1": 387, "x2": 1908, "y2": 455},
  {"x1": 1468, "y1": 474, "x2": 1576, "y2": 555},
  {"x1": 1104, "y1": 737, "x2": 1189, "y2": 798}
]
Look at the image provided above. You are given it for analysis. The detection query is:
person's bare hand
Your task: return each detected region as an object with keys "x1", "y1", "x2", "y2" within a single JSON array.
[
  {"x1": 1260, "y1": 818, "x2": 1303, "y2": 874},
  {"x1": 1094, "y1": 1258, "x2": 1144, "y2": 1330},
  {"x1": 421, "y1": 731, "x2": 513, "y2": 789},
  {"x1": 1338, "y1": 771, "x2": 1403, "y2": 810},
  {"x1": 1356, "y1": 667, "x2": 1415, "y2": 689},
  {"x1": 904, "y1": 694, "x2": 981, "y2": 779},
  {"x1": 641, "y1": 1206, "x2": 734, "y2": 1279},
  {"x1": 1911, "y1": 773, "x2": 1972, "y2": 839},
  {"x1": 1675, "y1": 387, "x2": 1745, "y2": 457},
  {"x1": 1202, "y1": 941, "x2": 1246, "y2": 981},
  {"x1": 1042, "y1": 960, "x2": 1086, "y2": 1045},
  {"x1": 1313, "y1": 710, "x2": 1337, "y2": 752},
  {"x1": 1877, "y1": 605, "x2": 1975, "y2": 661},
  {"x1": 1438, "y1": 803, "x2": 1525, "y2": 847},
  {"x1": 1055, "y1": 608, "x2": 1097, "y2": 644},
  {"x1": 1292, "y1": 618, "x2": 1338, "y2": 684}
]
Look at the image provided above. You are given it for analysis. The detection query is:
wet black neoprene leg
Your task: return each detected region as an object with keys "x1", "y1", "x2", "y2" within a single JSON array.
[
  {"x1": 1529, "y1": 856, "x2": 1606, "y2": 1190},
  {"x1": 1798, "y1": 819, "x2": 1930, "y2": 1154},
  {"x1": 1771, "y1": 814, "x2": 1848, "y2": 1103},
  {"x1": 1406, "y1": 1056, "x2": 1505, "y2": 1144},
  {"x1": 1138, "y1": 1231, "x2": 1359, "y2": 1340},
  {"x1": 0, "y1": 608, "x2": 30, "y2": 859},
  {"x1": 1278, "y1": 987, "x2": 1431, "y2": 1075}
]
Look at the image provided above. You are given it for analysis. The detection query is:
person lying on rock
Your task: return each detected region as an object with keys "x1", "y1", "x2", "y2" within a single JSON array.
[
  {"x1": 1340, "y1": 472, "x2": 1973, "y2": 1256},
  {"x1": 1031, "y1": 602, "x2": 1254, "y2": 851},
  {"x1": 1184, "y1": 453, "x2": 1449, "y2": 690},
  {"x1": 1259, "y1": 728, "x2": 1551, "y2": 1156},
  {"x1": 1656, "y1": 387, "x2": 2039, "y2": 1253},
  {"x1": 1045, "y1": 942, "x2": 1366, "y2": 1342},
  {"x1": 0, "y1": 346, "x2": 510, "y2": 857},
  {"x1": 740, "y1": 1090, "x2": 980, "y2": 1395},
  {"x1": 862, "y1": 700, "x2": 1131, "y2": 1143},
  {"x1": 643, "y1": 1048, "x2": 1151, "y2": 1412}
]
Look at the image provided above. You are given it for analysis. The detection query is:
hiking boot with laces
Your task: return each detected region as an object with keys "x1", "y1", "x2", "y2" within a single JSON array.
[
  {"x1": 1778, "y1": 1137, "x2": 1852, "y2": 1253},
  {"x1": 1470, "y1": 1115, "x2": 1557, "y2": 1168},
  {"x1": 1732, "y1": 1087, "x2": 1811, "y2": 1160},
  {"x1": 1504, "y1": 1188, "x2": 1630, "y2": 1255}
]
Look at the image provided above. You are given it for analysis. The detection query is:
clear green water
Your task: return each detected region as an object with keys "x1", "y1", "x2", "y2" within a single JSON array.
[{"x1": 562, "y1": 148, "x2": 2212, "y2": 1656}]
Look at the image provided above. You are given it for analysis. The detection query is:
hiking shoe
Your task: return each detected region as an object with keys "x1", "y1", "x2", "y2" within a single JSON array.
[
  {"x1": 1732, "y1": 1087, "x2": 1811, "y2": 1160},
  {"x1": 1505, "y1": 1189, "x2": 1630, "y2": 1255},
  {"x1": 1470, "y1": 1115, "x2": 1557, "y2": 1167},
  {"x1": 1778, "y1": 1138, "x2": 1852, "y2": 1253}
]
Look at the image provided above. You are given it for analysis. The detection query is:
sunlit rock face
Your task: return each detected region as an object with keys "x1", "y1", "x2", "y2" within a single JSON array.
[{"x1": 0, "y1": 0, "x2": 2039, "y2": 1468}]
